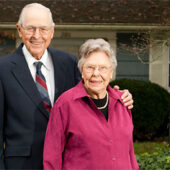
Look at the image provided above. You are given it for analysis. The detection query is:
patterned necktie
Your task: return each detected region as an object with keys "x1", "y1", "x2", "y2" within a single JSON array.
[{"x1": 35, "y1": 62, "x2": 51, "y2": 113}]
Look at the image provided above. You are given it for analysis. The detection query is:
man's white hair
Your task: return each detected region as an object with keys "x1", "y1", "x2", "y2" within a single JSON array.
[{"x1": 17, "y1": 3, "x2": 55, "y2": 26}]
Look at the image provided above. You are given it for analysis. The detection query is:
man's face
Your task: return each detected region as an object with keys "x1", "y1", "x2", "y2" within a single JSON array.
[{"x1": 16, "y1": 7, "x2": 54, "y2": 60}]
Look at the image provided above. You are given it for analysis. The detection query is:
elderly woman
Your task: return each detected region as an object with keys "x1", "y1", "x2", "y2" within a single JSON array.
[{"x1": 43, "y1": 38, "x2": 139, "y2": 170}]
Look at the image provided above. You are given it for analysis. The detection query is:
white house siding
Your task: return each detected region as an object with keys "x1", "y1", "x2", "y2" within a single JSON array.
[
  {"x1": 149, "y1": 32, "x2": 170, "y2": 92},
  {"x1": 49, "y1": 25, "x2": 117, "y2": 79}
]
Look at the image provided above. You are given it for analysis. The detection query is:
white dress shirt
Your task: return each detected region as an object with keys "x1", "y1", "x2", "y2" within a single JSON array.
[{"x1": 23, "y1": 45, "x2": 55, "y2": 106}]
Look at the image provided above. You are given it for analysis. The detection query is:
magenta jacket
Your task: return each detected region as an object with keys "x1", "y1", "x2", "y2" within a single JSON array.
[{"x1": 43, "y1": 80, "x2": 139, "y2": 170}]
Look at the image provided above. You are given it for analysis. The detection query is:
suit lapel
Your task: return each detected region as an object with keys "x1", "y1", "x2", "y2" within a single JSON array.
[{"x1": 11, "y1": 45, "x2": 49, "y2": 119}]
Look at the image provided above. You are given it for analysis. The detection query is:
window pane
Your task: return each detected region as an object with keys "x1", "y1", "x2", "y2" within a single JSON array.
[
  {"x1": 0, "y1": 31, "x2": 16, "y2": 57},
  {"x1": 116, "y1": 33, "x2": 149, "y2": 81}
]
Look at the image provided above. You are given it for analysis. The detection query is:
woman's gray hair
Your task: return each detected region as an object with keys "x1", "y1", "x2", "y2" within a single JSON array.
[
  {"x1": 78, "y1": 38, "x2": 117, "y2": 74},
  {"x1": 17, "y1": 3, "x2": 55, "y2": 27}
]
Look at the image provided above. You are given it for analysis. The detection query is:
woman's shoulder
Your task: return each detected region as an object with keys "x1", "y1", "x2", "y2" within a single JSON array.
[
  {"x1": 108, "y1": 86, "x2": 133, "y2": 119},
  {"x1": 107, "y1": 85, "x2": 123, "y2": 100}
]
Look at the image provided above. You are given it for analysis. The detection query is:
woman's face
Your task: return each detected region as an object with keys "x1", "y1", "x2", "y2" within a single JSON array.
[{"x1": 82, "y1": 51, "x2": 113, "y2": 99}]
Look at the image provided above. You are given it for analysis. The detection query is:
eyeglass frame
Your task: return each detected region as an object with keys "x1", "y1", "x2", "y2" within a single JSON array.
[
  {"x1": 20, "y1": 24, "x2": 53, "y2": 35},
  {"x1": 83, "y1": 64, "x2": 113, "y2": 74}
]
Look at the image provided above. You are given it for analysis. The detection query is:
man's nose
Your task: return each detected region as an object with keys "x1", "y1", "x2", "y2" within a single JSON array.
[{"x1": 32, "y1": 28, "x2": 41, "y2": 38}]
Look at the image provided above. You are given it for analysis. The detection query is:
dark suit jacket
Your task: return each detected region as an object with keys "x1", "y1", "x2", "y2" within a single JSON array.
[{"x1": 0, "y1": 44, "x2": 81, "y2": 169}]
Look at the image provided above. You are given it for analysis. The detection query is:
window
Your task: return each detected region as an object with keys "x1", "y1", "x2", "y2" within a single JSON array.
[
  {"x1": 116, "y1": 33, "x2": 149, "y2": 81},
  {"x1": 0, "y1": 31, "x2": 16, "y2": 57}
]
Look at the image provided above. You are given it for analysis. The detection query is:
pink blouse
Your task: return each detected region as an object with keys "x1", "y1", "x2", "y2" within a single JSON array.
[{"x1": 43, "y1": 80, "x2": 139, "y2": 170}]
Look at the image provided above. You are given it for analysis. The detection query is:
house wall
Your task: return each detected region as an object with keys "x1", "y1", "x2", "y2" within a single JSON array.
[
  {"x1": 150, "y1": 32, "x2": 170, "y2": 92},
  {"x1": 1, "y1": 24, "x2": 169, "y2": 91},
  {"x1": 51, "y1": 26, "x2": 169, "y2": 92},
  {"x1": 51, "y1": 27, "x2": 116, "y2": 57},
  {"x1": 50, "y1": 26, "x2": 117, "y2": 79}
]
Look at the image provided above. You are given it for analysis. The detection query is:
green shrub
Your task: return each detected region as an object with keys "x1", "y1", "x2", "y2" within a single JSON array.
[
  {"x1": 110, "y1": 79, "x2": 170, "y2": 140},
  {"x1": 136, "y1": 147, "x2": 170, "y2": 170}
]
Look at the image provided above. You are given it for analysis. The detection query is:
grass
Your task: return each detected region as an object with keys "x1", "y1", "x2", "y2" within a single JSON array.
[{"x1": 134, "y1": 141, "x2": 169, "y2": 154}]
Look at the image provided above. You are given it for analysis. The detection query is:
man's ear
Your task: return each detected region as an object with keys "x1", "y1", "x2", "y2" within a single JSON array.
[
  {"x1": 16, "y1": 24, "x2": 22, "y2": 38},
  {"x1": 50, "y1": 26, "x2": 55, "y2": 39}
]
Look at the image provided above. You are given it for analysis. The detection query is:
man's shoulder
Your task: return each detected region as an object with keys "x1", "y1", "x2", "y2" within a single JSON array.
[
  {"x1": 0, "y1": 46, "x2": 23, "y2": 74},
  {"x1": 48, "y1": 48, "x2": 77, "y2": 61},
  {"x1": 0, "y1": 45, "x2": 21, "y2": 64},
  {"x1": 54, "y1": 85, "x2": 76, "y2": 106},
  {"x1": 0, "y1": 52, "x2": 14, "y2": 66}
]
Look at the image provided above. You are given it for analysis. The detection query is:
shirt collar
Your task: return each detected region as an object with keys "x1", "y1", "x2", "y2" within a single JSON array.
[
  {"x1": 23, "y1": 45, "x2": 50, "y2": 70},
  {"x1": 73, "y1": 80, "x2": 123, "y2": 104}
]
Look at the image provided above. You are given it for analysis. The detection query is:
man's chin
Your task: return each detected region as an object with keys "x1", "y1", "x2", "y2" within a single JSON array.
[{"x1": 30, "y1": 51, "x2": 43, "y2": 59}]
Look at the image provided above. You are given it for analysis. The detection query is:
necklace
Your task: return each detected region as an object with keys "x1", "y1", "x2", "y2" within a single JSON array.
[{"x1": 97, "y1": 91, "x2": 109, "y2": 110}]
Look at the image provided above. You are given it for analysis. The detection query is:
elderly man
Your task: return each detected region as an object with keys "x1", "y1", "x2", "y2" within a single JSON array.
[{"x1": 0, "y1": 3, "x2": 133, "y2": 170}]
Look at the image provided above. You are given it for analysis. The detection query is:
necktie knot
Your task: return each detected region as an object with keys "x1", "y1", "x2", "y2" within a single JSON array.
[
  {"x1": 36, "y1": 61, "x2": 43, "y2": 71},
  {"x1": 35, "y1": 62, "x2": 45, "y2": 82}
]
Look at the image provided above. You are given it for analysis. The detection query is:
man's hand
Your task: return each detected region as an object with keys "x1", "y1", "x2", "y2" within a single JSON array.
[{"x1": 113, "y1": 85, "x2": 133, "y2": 109}]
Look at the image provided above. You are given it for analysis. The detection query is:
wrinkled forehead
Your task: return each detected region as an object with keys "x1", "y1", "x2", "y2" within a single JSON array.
[{"x1": 22, "y1": 7, "x2": 52, "y2": 26}]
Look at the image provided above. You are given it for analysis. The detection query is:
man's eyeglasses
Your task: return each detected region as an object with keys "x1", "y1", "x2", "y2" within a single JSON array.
[
  {"x1": 21, "y1": 25, "x2": 52, "y2": 35},
  {"x1": 83, "y1": 65, "x2": 112, "y2": 74}
]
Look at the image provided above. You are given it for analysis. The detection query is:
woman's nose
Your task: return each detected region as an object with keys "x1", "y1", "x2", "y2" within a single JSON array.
[{"x1": 93, "y1": 67, "x2": 100, "y2": 75}]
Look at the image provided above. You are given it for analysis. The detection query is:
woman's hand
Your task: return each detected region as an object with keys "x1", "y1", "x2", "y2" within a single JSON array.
[{"x1": 114, "y1": 85, "x2": 133, "y2": 109}]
